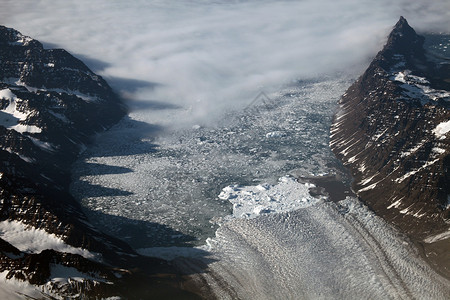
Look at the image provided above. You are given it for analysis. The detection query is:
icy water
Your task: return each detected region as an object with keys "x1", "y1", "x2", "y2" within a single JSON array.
[
  {"x1": 71, "y1": 75, "x2": 450, "y2": 298},
  {"x1": 71, "y1": 77, "x2": 351, "y2": 248}
]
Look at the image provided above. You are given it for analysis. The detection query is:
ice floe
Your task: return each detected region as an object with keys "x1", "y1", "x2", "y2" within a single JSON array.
[{"x1": 218, "y1": 176, "x2": 321, "y2": 220}]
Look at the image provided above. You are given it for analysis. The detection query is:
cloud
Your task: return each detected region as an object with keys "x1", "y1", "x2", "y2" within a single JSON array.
[{"x1": 0, "y1": 0, "x2": 449, "y2": 127}]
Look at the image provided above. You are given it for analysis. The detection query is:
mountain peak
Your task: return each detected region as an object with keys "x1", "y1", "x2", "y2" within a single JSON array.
[
  {"x1": 384, "y1": 16, "x2": 424, "y2": 57},
  {"x1": 331, "y1": 15, "x2": 450, "y2": 279},
  {"x1": 395, "y1": 16, "x2": 408, "y2": 27},
  {"x1": 392, "y1": 16, "x2": 415, "y2": 36}
]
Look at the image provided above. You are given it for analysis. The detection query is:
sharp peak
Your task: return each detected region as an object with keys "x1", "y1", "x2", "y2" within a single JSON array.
[
  {"x1": 397, "y1": 16, "x2": 408, "y2": 24},
  {"x1": 387, "y1": 16, "x2": 421, "y2": 40},
  {"x1": 379, "y1": 16, "x2": 425, "y2": 61},
  {"x1": 393, "y1": 16, "x2": 412, "y2": 30}
]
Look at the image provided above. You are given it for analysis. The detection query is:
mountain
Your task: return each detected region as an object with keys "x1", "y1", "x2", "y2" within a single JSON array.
[
  {"x1": 330, "y1": 17, "x2": 450, "y2": 277},
  {"x1": 0, "y1": 26, "x2": 199, "y2": 299}
]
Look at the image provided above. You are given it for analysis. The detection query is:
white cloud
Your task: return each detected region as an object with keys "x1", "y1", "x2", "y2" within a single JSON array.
[{"x1": 0, "y1": 0, "x2": 448, "y2": 126}]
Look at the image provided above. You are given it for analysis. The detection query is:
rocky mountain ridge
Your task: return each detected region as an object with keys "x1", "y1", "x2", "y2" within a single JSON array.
[
  {"x1": 330, "y1": 17, "x2": 450, "y2": 277},
  {"x1": 0, "y1": 25, "x2": 199, "y2": 299}
]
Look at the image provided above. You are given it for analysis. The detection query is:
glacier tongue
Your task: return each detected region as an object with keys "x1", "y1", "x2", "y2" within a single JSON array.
[{"x1": 183, "y1": 197, "x2": 450, "y2": 299}]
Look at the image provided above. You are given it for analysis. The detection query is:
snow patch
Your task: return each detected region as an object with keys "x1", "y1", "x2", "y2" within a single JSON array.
[
  {"x1": 50, "y1": 264, "x2": 105, "y2": 284},
  {"x1": 433, "y1": 120, "x2": 450, "y2": 139},
  {"x1": 347, "y1": 155, "x2": 357, "y2": 163},
  {"x1": 0, "y1": 220, "x2": 98, "y2": 260},
  {"x1": 2, "y1": 80, "x2": 100, "y2": 103},
  {"x1": 392, "y1": 70, "x2": 450, "y2": 104},
  {"x1": 358, "y1": 163, "x2": 367, "y2": 173},
  {"x1": 393, "y1": 71, "x2": 408, "y2": 83},
  {"x1": 9, "y1": 124, "x2": 42, "y2": 134},
  {"x1": 399, "y1": 204, "x2": 413, "y2": 214},
  {"x1": 423, "y1": 229, "x2": 450, "y2": 244},
  {"x1": 400, "y1": 141, "x2": 424, "y2": 158},
  {"x1": 8, "y1": 31, "x2": 33, "y2": 46},
  {"x1": 359, "y1": 172, "x2": 378, "y2": 186},
  {"x1": 395, "y1": 158, "x2": 439, "y2": 183},
  {"x1": 0, "y1": 89, "x2": 42, "y2": 133},
  {"x1": 387, "y1": 197, "x2": 404, "y2": 210},
  {"x1": 0, "y1": 271, "x2": 45, "y2": 300},
  {"x1": 0, "y1": 265, "x2": 108, "y2": 300},
  {"x1": 432, "y1": 147, "x2": 446, "y2": 154},
  {"x1": 358, "y1": 182, "x2": 377, "y2": 192},
  {"x1": 371, "y1": 128, "x2": 389, "y2": 141}
]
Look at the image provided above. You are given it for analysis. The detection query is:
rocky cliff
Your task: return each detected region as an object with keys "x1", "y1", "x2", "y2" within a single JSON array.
[{"x1": 330, "y1": 17, "x2": 450, "y2": 277}]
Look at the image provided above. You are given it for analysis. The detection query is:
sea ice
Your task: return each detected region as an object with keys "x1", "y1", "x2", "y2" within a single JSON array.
[{"x1": 71, "y1": 78, "x2": 348, "y2": 246}]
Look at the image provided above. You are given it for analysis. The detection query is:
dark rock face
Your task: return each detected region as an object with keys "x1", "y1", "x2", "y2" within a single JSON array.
[
  {"x1": 0, "y1": 26, "x2": 199, "y2": 299},
  {"x1": 330, "y1": 17, "x2": 450, "y2": 276},
  {"x1": 0, "y1": 25, "x2": 126, "y2": 185},
  {"x1": 0, "y1": 24, "x2": 131, "y2": 256}
]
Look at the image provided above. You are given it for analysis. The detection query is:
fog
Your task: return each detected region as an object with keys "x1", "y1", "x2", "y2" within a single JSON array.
[{"x1": 1, "y1": 0, "x2": 449, "y2": 126}]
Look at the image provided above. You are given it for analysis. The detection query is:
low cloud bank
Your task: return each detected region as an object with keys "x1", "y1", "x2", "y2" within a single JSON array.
[{"x1": 1, "y1": 0, "x2": 448, "y2": 125}]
